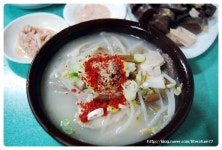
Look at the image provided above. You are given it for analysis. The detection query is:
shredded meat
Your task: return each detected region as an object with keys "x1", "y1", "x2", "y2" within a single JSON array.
[{"x1": 17, "y1": 25, "x2": 55, "y2": 58}]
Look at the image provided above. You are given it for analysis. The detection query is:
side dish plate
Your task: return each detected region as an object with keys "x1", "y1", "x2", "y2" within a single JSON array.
[
  {"x1": 4, "y1": 12, "x2": 68, "y2": 64},
  {"x1": 126, "y1": 5, "x2": 218, "y2": 59},
  {"x1": 63, "y1": 4, "x2": 127, "y2": 25}
]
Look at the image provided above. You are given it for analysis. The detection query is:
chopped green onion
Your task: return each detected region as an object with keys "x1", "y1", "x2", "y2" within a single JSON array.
[
  {"x1": 122, "y1": 80, "x2": 139, "y2": 101},
  {"x1": 136, "y1": 71, "x2": 142, "y2": 84},
  {"x1": 107, "y1": 106, "x2": 119, "y2": 113},
  {"x1": 69, "y1": 72, "x2": 79, "y2": 78},
  {"x1": 140, "y1": 126, "x2": 159, "y2": 135},
  {"x1": 124, "y1": 62, "x2": 136, "y2": 77},
  {"x1": 134, "y1": 54, "x2": 146, "y2": 63},
  {"x1": 140, "y1": 128, "x2": 152, "y2": 135},
  {"x1": 60, "y1": 118, "x2": 74, "y2": 134},
  {"x1": 166, "y1": 83, "x2": 176, "y2": 88},
  {"x1": 174, "y1": 83, "x2": 183, "y2": 95},
  {"x1": 141, "y1": 88, "x2": 154, "y2": 96}
]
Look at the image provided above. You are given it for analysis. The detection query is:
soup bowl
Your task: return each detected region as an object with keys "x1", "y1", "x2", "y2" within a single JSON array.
[{"x1": 27, "y1": 19, "x2": 194, "y2": 146}]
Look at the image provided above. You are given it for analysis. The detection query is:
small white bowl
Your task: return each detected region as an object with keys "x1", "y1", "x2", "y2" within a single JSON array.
[
  {"x1": 4, "y1": 13, "x2": 69, "y2": 64},
  {"x1": 63, "y1": 4, "x2": 127, "y2": 25}
]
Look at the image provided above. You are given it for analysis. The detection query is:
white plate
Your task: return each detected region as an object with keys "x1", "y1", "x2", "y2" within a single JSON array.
[
  {"x1": 180, "y1": 8, "x2": 218, "y2": 59},
  {"x1": 63, "y1": 4, "x2": 127, "y2": 25},
  {"x1": 4, "y1": 13, "x2": 69, "y2": 64},
  {"x1": 126, "y1": 5, "x2": 218, "y2": 59}
]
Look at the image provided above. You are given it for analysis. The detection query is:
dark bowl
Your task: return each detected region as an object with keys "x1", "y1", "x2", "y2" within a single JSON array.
[{"x1": 27, "y1": 19, "x2": 194, "y2": 146}]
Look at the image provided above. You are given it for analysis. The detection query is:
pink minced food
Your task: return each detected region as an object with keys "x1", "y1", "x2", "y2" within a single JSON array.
[
  {"x1": 17, "y1": 25, "x2": 55, "y2": 58},
  {"x1": 75, "y1": 4, "x2": 111, "y2": 23}
]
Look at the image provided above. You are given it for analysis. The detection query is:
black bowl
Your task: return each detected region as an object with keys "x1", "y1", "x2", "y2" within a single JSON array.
[{"x1": 27, "y1": 19, "x2": 194, "y2": 146}]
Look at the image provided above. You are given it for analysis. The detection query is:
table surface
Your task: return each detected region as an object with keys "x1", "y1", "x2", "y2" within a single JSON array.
[{"x1": 3, "y1": 4, "x2": 218, "y2": 146}]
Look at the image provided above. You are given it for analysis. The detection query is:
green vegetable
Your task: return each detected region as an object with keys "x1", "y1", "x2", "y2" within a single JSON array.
[
  {"x1": 136, "y1": 115, "x2": 144, "y2": 121},
  {"x1": 107, "y1": 106, "x2": 119, "y2": 113},
  {"x1": 136, "y1": 72, "x2": 142, "y2": 84},
  {"x1": 141, "y1": 88, "x2": 154, "y2": 96},
  {"x1": 140, "y1": 126, "x2": 159, "y2": 135},
  {"x1": 140, "y1": 128, "x2": 152, "y2": 135},
  {"x1": 134, "y1": 54, "x2": 146, "y2": 63},
  {"x1": 69, "y1": 72, "x2": 79, "y2": 78},
  {"x1": 122, "y1": 80, "x2": 139, "y2": 101},
  {"x1": 61, "y1": 62, "x2": 83, "y2": 80},
  {"x1": 61, "y1": 70, "x2": 80, "y2": 83},
  {"x1": 124, "y1": 62, "x2": 136, "y2": 77},
  {"x1": 60, "y1": 118, "x2": 74, "y2": 135},
  {"x1": 174, "y1": 83, "x2": 183, "y2": 95}
]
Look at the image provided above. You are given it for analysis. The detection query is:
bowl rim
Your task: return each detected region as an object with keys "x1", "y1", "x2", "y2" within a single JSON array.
[{"x1": 27, "y1": 18, "x2": 194, "y2": 146}]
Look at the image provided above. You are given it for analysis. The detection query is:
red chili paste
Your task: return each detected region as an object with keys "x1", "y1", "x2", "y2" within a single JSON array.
[
  {"x1": 82, "y1": 55, "x2": 127, "y2": 95},
  {"x1": 78, "y1": 94, "x2": 126, "y2": 123},
  {"x1": 78, "y1": 54, "x2": 128, "y2": 123}
]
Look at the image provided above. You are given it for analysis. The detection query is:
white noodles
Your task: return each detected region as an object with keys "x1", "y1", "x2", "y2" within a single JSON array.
[
  {"x1": 111, "y1": 36, "x2": 127, "y2": 54},
  {"x1": 128, "y1": 41, "x2": 144, "y2": 53},
  {"x1": 155, "y1": 89, "x2": 164, "y2": 108},
  {"x1": 138, "y1": 89, "x2": 149, "y2": 124},
  {"x1": 147, "y1": 106, "x2": 168, "y2": 128},
  {"x1": 100, "y1": 32, "x2": 114, "y2": 54},
  {"x1": 163, "y1": 73, "x2": 176, "y2": 84},
  {"x1": 100, "y1": 32, "x2": 128, "y2": 55},
  {"x1": 115, "y1": 101, "x2": 135, "y2": 134},
  {"x1": 134, "y1": 107, "x2": 142, "y2": 118},
  {"x1": 166, "y1": 88, "x2": 176, "y2": 118}
]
